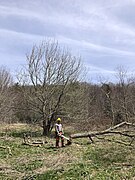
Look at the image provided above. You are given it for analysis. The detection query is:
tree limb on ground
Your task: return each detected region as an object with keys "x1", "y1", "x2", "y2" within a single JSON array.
[
  {"x1": 70, "y1": 121, "x2": 135, "y2": 146},
  {"x1": 22, "y1": 133, "x2": 45, "y2": 147}
]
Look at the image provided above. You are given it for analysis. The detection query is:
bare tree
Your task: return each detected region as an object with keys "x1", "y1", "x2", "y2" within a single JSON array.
[
  {"x1": 0, "y1": 66, "x2": 14, "y2": 123},
  {"x1": 0, "y1": 66, "x2": 12, "y2": 90},
  {"x1": 18, "y1": 40, "x2": 81, "y2": 136},
  {"x1": 101, "y1": 83, "x2": 116, "y2": 125},
  {"x1": 115, "y1": 66, "x2": 134, "y2": 122}
]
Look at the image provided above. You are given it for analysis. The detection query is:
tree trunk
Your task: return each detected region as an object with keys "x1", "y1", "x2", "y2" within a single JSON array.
[
  {"x1": 43, "y1": 119, "x2": 51, "y2": 136},
  {"x1": 42, "y1": 112, "x2": 57, "y2": 136}
]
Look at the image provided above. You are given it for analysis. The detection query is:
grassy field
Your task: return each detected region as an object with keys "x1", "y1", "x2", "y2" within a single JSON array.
[{"x1": 0, "y1": 123, "x2": 135, "y2": 180}]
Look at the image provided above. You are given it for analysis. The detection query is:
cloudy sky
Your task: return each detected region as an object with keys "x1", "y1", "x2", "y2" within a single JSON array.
[{"x1": 0, "y1": 0, "x2": 135, "y2": 82}]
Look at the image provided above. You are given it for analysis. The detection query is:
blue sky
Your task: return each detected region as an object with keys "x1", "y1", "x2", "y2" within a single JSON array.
[{"x1": 0, "y1": 0, "x2": 135, "y2": 82}]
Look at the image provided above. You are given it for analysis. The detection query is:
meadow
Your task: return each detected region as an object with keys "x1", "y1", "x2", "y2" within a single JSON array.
[{"x1": 0, "y1": 123, "x2": 135, "y2": 180}]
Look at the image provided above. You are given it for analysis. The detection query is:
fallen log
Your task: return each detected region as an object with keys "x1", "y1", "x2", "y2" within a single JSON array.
[
  {"x1": 70, "y1": 121, "x2": 135, "y2": 145},
  {"x1": 22, "y1": 142, "x2": 42, "y2": 147},
  {"x1": 22, "y1": 133, "x2": 46, "y2": 146},
  {"x1": 70, "y1": 130, "x2": 135, "y2": 139}
]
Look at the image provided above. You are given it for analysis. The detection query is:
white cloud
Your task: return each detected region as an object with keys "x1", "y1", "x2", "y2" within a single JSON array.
[
  {"x1": 0, "y1": 5, "x2": 39, "y2": 19},
  {"x1": 0, "y1": 0, "x2": 135, "y2": 81},
  {"x1": 0, "y1": 28, "x2": 43, "y2": 41},
  {"x1": 58, "y1": 36, "x2": 135, "y2": 57}
]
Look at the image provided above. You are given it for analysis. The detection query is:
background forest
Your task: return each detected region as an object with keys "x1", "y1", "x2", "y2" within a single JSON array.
[{"x1": 1, "y1": 41, "x2": 135, "y2": 134}]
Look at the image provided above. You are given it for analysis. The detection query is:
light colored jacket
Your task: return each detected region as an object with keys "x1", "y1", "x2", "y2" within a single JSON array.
[{"x1": 55, "y1": 123, "x2": 63, "y2": 134}]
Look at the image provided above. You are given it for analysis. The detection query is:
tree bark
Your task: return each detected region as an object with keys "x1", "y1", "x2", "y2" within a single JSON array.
[
  {"x1": 70, "y1": 122, "x2": 135, "y2": 140},
  {"x1": 43, "y1": 119, "x2": 51, "y2": 136}
]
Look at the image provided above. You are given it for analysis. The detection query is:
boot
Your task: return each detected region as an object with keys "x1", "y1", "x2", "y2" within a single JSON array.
[{"x1": 61, "y1": 139, "x2": 65, "y2": 147}]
